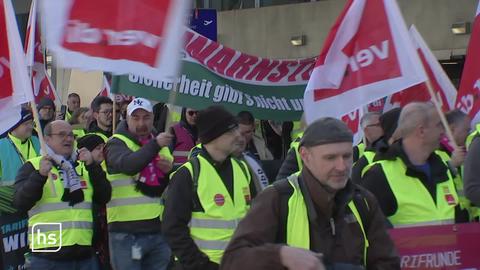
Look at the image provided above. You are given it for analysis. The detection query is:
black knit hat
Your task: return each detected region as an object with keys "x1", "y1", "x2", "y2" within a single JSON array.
[
  {"x1": 196, "y1": 106, "x2": 238, "y2": 144},
  {"x1": 380, "y1": 108, "x2": 401, "y2": 142},
  {"x1": 77, "y1": 134, "x2": 105, "y2": 152},
  {"x1": 300, "y1": 117, "x2": 353, "y2": 147},
  {"x1": 10, "y1": 108, "x2": 33, "y2": 131},
  {"x1": 37, "y1": 97, "x2": 55, "y2": 110}
]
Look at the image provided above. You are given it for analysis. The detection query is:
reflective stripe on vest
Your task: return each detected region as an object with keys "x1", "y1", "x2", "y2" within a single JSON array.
[
  {"x1": 28, "y1": 202, "x2": 92, "y2": 216},
  {"x1": 184, "y1": 155, "x2": 251, "y2": 264},
  {"x1": 172, "y1": 124, "x2": 195, "y2": 166},
  {"x1": 285, "y1": 174, "x2": 368, "y2": 266},
  {"x1": 106, "y1": 134, "x2": 167, "y2": 223},
  {"x1": 28, "y1": 157, "x2": 93, "y2": 249},
  {"x1": 378, "y1": 157, "x2": 457, "y2": 228},
  {"x1": 393, "y1": 219, "x2": 454, "y2": 228},
  {"x1": 28, "y1": 221, "x2": 93, "y2": 233}
]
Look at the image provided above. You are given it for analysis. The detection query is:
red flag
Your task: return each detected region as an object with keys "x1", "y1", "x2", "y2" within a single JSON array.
[
  {"x1": 341, "y1": 109, "x2": 363, "y2": 145},
  {"x1": 455, "y1": 2, "x2": 480, "y2": 124},
  {"x1": 98, "y1": 75, "x2": 112, "y2": 98},
  {"x1": 41, "y1": 0, "x2": 188, "y2": 81},
  {"x1": 0, "y1": 0, "x2": 34, "y2": 134},
  {"x1": 25, "y1": 0, "x2": 59, "y2": 104},
  {"x1": 384, "y1": 26, "x2": 457, "y2": 112},
  {"x1": 304, "y1": 0, "x2": 426, "y2": 123}
]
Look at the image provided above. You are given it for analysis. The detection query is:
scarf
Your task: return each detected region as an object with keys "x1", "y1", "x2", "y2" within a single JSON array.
[
  {"x1": 135, "y1": 136, "x2": 168, "y2": 197},
  {"x1": 45, "y1": 145, "x2": 84, "y2": 205}
]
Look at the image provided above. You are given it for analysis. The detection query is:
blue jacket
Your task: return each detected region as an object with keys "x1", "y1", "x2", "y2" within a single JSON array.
[{"x1": 0, "y1": 135, "x2": 40, "y2": 185}]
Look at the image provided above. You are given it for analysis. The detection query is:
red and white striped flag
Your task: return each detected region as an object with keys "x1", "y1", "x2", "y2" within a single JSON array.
[
  {"x1": 41, "y1": 0, "x2": 189, "y2": 81},
  {"x1": 383, "y1": 25, "x2": 458, "y2": 112},
  {"x1": 341, "y1": 109, "x2": 364, "y2": 145},
  {"x1": 0, "y1": 0, "x2": 34, "y2": 134},
  {"x1": 24, "y1": 0, "x2": 59, "y2": 104},
  {"x1": 455, "y1": 2, "x2": 480, "y2": 124},
  {"x1": 303, "y1": 0, "x2": 426, "y2": 124},
  {"x1": 98, "y1": 75, "x2": 112, "y2": 98}
]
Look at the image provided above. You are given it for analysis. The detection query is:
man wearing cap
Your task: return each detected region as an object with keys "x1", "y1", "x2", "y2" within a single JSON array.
[
  {"x1": 104, "y1": 97, "x2": 173, "y2": 270},
  {"x1": 37, "y1": 97, "x2": 56, "y2": 133},
  {"x1": 162, "y1": 105, "x2": 256, "y2": 270},
  {"x1": 0, "y1": 108, "x2": 41, "y2": 269},
  {"x1": 0, "y1": 108, "x2": 40, "y2": 185},
  {"x1": 13, "y1": 120, "x2": 111, "y2": 269},
  {"x1": 221, "y1": 118, "x2": 400, "y2": 269},
  {"x1": 77, "y1": 134, "x2": 112, "y2": 268}
]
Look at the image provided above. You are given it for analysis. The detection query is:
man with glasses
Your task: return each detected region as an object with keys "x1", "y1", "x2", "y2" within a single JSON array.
[
  {"x1": 0, "y1": 108, "x2": 41, "y2": 270},
  {"x1": 13, "y1": 120, "x2": 111, "y2": 270},
  {"x1": 163, "y1": 106, "x2": 256, "y2": 269},
  {"x1": 88, "y1": 96, "x2": 120, "y2": 142},
  {"x1": 37, "y1": 97, "x2": 56, "y2": 133},
  {"x1": 353, "y1": 112, "x2": 384, "y2": 163}
]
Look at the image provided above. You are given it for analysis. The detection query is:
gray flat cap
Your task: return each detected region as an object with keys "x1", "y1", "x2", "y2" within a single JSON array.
[{"x1": 300, "y1": 117, "x2": 353, "y2": 147}]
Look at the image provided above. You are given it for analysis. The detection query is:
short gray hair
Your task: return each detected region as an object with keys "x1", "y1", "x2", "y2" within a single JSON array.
[
  {"x1": 396, "y1": 102, "x2": 436, "y2": 137},
  {"x1": 360, "y1": 112, "x2": 381, "y2": 129}
]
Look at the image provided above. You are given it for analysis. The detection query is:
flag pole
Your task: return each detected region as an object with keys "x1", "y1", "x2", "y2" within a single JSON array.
[
  {"x1": 112, "y1": 97, "x2": 117, "y2": 133},
  {"x1": 29, "y1": 102, "x2": 57, "y2": 197},
  {"x1": 425, "y1": 80, "x2": 458, "y2": 149},
  {"x1": 164, "y1": 81, "x2": 179, "y2": 132}
]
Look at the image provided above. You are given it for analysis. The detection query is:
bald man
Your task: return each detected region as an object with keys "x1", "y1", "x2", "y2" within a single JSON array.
[
  {"x1": 13, "y1": 120, "x2": 111, "y2": 269},
  {"x1": 360, "y1": 102, "x2": 461, "y2": 228}
]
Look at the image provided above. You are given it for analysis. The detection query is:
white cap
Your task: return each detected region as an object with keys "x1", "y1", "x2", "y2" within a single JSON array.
[{"x1": 127, "y1": 98, "x2": 153, "y2": 116}]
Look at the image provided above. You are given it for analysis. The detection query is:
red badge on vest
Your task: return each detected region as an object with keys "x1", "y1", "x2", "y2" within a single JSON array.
[
  {"x1": 80, "y1": 179, "x2": 88, "y2": 189},
  {"x1": 214, "y1": 194, "x2": 225, "y2": 206},
  {"x1": 51, "y1": 174, "x2": 58, "y2": 180},
  {"x1": 443, "y1": 187, "x2": 456, "y2": 205}
]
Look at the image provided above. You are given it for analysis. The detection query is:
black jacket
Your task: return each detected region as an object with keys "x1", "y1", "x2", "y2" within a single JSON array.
[
  {"x1": 104, "y1": 120, "x2": 168, "y2": 233},
  {"x1": 351, "y1": 137, "x2": 390, "y2": 184},
  {"x1": 87, "y1": 120, "x2": 112, "y2": 138},
  {"x1": 13, "y1": 159, "x2": 111, "y2": 260},
  {"x1": 359, "y1": 141, "x2": 462, "y2": 222},
  {"x1": 162, "y1": 147, "x2": 256, "y2": 270},
  {"x1": 275, "y1": 147, "x2": 299, "y2": 181}
]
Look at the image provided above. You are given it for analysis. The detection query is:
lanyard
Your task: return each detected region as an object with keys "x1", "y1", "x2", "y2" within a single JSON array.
[{"x1": 7, "y1": 136, "x2": 33, "y2": 164}]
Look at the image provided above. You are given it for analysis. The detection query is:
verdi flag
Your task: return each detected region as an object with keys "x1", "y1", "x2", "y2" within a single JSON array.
[
  {"x1": 41, "y1": 0, "x2": 189, "y2": 81},
  {"x1": 455, "y1": 2, "x2": 480, "y2": 124},
  {"x1": 24, "y1": 0, "x2": 59, "y2": 104},
  {"x1": 0, "y1": 0, "x2": 33, "y2": 135},
  {"x1": 383, "y1": 26, "x2": 457, "y2": 112},
  {"x1": 303, "y1": 0, "x2": 426, "y2": 123}
]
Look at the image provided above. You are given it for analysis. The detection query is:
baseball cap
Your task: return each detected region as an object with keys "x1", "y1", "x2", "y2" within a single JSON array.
[{"x1": 127, "y1": 98, "x2": 153, "y2": 116}]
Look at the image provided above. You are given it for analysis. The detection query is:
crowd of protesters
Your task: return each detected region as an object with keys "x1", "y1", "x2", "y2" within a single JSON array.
[{"x1": 1, "y1": 94, "x2": 479, "y2": 270}]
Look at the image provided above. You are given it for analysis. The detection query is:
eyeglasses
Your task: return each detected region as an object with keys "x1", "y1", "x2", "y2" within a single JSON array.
[
  {"x1": 187, "y1": 111, "x2": 198, "y2": 116},
  {"x1": 99, "y1": 110, "x2": 121, "y2": 115},
  {"x1": 48, "y1": 132, "x2": 75, "y2": 140},
  {"x1": 365, "y1": 123, "x2": 381, "y2": 128}
]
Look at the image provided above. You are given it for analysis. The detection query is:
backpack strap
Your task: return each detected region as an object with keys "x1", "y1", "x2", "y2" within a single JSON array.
[
  {"x1": 272, "y1": 179, "x2": 294, "y2": 244},
  {"x1": 190, "y1": 156, "x2": 202, "y2": 211}
]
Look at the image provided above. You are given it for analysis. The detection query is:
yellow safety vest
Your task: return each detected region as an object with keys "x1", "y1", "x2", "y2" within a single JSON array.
[
  {"x1": 465, "y1": 123, "x2": 480, "y2": 150},
  {"x1": 72, "y1": 128, "x2": 86, "y2": 140},
  {"x1": 285, "y1": 174, "x2": 369, "y2": 266},
  {"x1": 375, "y1": 157, "x2": 457, "y2": 227},
  {"x1": 106, "y1": 133, "x2": 172, "y2": 223},
  {"x1": 182, "y1": 155, "x2": 251, "y2": 264},
  {"x1": 355, "y1": 143, "x2": 366, "y2": 161},
  {"x1": 28, "y1": 157, "x2": 93, "y2": 250},
  {"x1": 290, "y1": 138, "x2": 303, "y2": 171}
]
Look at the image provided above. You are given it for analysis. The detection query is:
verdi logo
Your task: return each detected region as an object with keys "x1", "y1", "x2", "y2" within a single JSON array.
[{"x1": 31, "y1": 223, "x2": 62, "y2": 252}]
